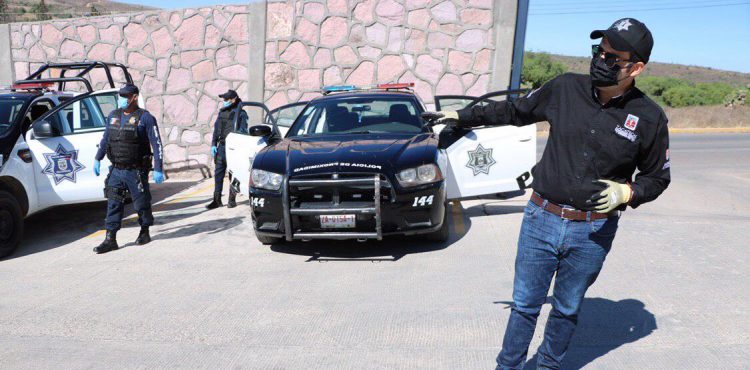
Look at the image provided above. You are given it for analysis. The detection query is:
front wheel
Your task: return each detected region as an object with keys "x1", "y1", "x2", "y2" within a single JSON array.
[{"x1": 0, "y1": 190, "x2": 24, "y2": 258}]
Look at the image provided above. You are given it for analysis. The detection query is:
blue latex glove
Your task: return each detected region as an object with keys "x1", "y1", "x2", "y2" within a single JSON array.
[
  {"x1": 153, "y1": 170, "x2": 164, "y2": 184},
  {"x1": 93, "y1": 160, "x2": 101, "y2": 176},
  {"x1": 210, "y1": 146, "x2": 218, "y2": 157}
]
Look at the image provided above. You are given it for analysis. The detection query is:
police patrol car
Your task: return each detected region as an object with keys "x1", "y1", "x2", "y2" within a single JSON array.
[
  {"x1": 224, "y1": 83, "x2": 536, "y2": 244},
  {"x1": 0, "y1": 62, "x2": 140, "y2": 257}
]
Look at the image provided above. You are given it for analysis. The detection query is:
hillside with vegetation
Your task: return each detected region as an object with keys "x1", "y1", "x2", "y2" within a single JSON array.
[
  {"x1": 0, "y1": 0, "x2": 154, "y2": 22},
  {"x1": 523, "y1": 52, "x2": 749, "y2": 129}
]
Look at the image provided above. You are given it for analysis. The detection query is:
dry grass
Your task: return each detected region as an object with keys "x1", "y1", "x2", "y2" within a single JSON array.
[{"x1": 535, "y1": 105, "x2": 750, "y2": 131}]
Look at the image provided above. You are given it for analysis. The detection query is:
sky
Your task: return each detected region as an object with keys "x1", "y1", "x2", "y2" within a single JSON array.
[{"x1": 120, "y1": 0, "x2": 750, "y2": 73}]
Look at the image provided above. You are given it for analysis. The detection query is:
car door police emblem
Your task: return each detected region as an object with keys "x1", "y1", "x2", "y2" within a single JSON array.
[
  {"x1": 614, "y1": 125, "x2": 638, "y2": 142},
  {"x1": 624, "y1": 114, "x2": 639, "y2": 130},
  {"x1": 42, "y1": 144, "x2": 85, "y2": 185},
  {"x1": 466, "y1": 143, "x2": 496, "y2": 176}
]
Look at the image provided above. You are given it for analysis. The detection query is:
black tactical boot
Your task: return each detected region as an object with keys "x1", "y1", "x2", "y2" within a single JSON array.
[
  {"x1": 205, "y1": 192, "x2": 223, "y2": 209},
  {"x1": 136, "y1": 226, "x2": 151, "y2": 245},
  {"x1": 227, "y1": 190, "x2": 237, "y2": 208},
  {"x1": 94, "y1": 230, "x2": 119, "y2": 254}
]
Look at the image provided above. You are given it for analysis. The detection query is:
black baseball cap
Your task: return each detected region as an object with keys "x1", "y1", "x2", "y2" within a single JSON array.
[
  {"x1": 590, "y1": 18, "x2": 653, "y2": 63},
  {"x1": 219, "y1": 89, "x2": 238, "y2": 100},
  {"x1": 118, "y1": 84, "x2": 139, "y2": 96}
]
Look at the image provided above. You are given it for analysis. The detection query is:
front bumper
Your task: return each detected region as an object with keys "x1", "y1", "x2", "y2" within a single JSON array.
[{"x1": 250, "y1": 173, "x2": 446, "y2": 241}]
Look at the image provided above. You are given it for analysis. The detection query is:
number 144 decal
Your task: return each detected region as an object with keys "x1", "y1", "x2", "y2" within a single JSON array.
[{"x1": 412, "y1": 195, "x2": 434, "y2": 207}]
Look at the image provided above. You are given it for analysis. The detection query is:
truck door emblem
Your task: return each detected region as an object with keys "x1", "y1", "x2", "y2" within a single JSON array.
[
  {"x1": 466, "y1": 143, "x2": 496, "y2": 175},
  {"x1": 42, "y1": 144, "x2": 85, "y2": 184}
]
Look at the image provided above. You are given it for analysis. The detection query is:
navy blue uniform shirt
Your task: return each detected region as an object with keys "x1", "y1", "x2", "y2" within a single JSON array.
[{"x1": 95, "y1": 109, "x2": 164, "y2": 172}]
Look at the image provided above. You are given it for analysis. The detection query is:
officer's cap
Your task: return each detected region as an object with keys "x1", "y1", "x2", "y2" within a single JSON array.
[
  {"x1": 118, "y1": 84, "x2": 139, "y2": 96},
  {"x1": 591, "y1": 18, "x2": 653, "y2": 63},
  {"x1": 219, "y1": 89, "x2": 238, "y2": 100}
]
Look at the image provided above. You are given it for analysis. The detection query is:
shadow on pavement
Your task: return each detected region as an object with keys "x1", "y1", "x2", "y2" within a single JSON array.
[
  {"x1": 270, "y1": 201, "x2": 470, "y2": 262},
  {"x1": 6, "y1": 181, "x2": 200, "y2": 260},
  {"x1": 152, "y1": 216, "x2": 245, "y2": 241},
  {"x1": 495, "y1": 297, "x2": 657, "y2": 369}
]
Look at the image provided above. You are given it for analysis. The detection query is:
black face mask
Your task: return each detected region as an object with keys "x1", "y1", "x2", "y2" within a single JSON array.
[{"x1": 590, "y1": 56, "x2": 623, "y2": 87}]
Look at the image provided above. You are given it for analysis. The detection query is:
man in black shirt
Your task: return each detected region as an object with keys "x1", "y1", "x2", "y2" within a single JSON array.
[
  {"x1": 426, "y1": 18, "x2": 670, "y2": 369},
  {"x1": 206, "y1": 89, "x2": 248, "y2": 209}
]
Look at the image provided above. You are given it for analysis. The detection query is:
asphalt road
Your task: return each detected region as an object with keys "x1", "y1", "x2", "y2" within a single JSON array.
[{"x1": 0, "y1": 133, "x2": 748, "y2": 369}]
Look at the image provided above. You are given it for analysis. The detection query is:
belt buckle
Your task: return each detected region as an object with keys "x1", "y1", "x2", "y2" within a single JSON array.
[{"x1": 560, "y1": 208, "x2": 575, "y2": 220}]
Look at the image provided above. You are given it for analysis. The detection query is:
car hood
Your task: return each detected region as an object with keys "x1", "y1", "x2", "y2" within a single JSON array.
[{"x1": 255, "y1": 133, "x2": 437, "y2": 176}]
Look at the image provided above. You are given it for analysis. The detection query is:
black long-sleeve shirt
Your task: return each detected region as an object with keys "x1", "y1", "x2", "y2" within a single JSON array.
[{"x1": 457, "y1": 73, "x2": 670, "y2": 210}]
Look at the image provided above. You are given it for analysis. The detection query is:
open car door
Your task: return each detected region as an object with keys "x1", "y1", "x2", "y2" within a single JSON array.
[
  {"x1": 435, "y1": 89, "x2": 536, "y2": 200},
  {"x1": 225, "y1": 102, "x2": 275, "y2": 196},
  {"x1": 25, "y1": 90, "x2": 121, "y2": 208}
]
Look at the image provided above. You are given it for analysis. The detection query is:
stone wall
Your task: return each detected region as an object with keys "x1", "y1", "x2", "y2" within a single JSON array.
[
  {"x1": 6, "y1": 5, "x2": 253, "y2": 172},
  {"x1": 1, "y1": 1, "x2": 518, "y2": 172},
  {"x1": 264, "y1": 0, "x2": 498, "y2": 109}
]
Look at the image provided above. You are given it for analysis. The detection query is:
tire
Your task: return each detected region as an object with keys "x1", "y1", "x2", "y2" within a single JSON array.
[
  {"x1": 256, "y1": 233, "x2": 282, "y2": 245},
  {"x1": 424, "y1": 204, "x2": 449, "y2": 242},
  {"x1": 0, "y1": 190, "x2": 24, "y2": 258}
]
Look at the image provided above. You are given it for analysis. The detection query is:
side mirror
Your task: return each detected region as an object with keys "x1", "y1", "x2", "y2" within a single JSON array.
[
  {"x1": 32, "y1": 119, "x2": 59, "y2": 138},
  {"x1": 249, "y1": 125, "x2": 272, "y2": 137}
]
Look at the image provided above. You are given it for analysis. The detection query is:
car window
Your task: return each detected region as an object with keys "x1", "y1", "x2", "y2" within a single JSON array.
[
  {"x1": 49, "y1": 93, "x2": 116, "y2": 135},
  {"x1": 234, "y1": 106, "x2": 268, "y2": 135},
  {"x1": 273, "y1": 104, "x2": 305, "y2": 128},
  {"x1": 288, "y1": 97, "x2": 423, "y2": 137},
  {"x1": 0, "y1": 99, "x2": 27, "y2": 135}
]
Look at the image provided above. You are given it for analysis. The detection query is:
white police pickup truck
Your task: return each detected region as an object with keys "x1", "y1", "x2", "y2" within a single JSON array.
[{"x1": 0, "y1": 62, "x2": 140, "y2": 257}]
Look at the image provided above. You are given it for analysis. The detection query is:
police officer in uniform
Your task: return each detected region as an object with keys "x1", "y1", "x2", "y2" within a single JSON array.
[
  {"x1": 426, "y1": 19, "x2": 670, "y2": 369},
  {"x1": 205, "y1": 89, "x2": 247, "y2": 209},
  {"x1": 93, "y1": 84, "x2": 164, "y2": 254}
]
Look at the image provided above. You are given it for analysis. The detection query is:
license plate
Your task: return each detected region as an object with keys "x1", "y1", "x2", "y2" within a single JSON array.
[{"x1": 320, "y1": 214, "x2": 356, "y2": 229}]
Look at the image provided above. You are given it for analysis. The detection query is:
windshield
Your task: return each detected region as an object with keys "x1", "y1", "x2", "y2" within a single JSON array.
[
  {"x1": 0, "y1": 98, "x2": 28, "y2": 135},
  {"x1": 288, "y1": 96, "x2": 424, "y2": 137}
]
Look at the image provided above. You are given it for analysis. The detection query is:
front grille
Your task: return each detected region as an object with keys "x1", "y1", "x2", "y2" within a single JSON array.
[{"x1": 282, "y1": 173, "x2": 389, "y2": 240}]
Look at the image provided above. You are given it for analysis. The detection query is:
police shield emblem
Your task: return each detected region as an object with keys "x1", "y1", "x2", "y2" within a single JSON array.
[
  {"x1": 466, "y1": 144, "x2": 497, "y2": 176},
  {"x1": 42, "y1": 144, "x2": 85, "y2": 185}
]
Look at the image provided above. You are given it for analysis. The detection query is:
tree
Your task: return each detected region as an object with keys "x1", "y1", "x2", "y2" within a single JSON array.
[
  {"x1": 88, "y1": 5, "x2": 101, "y2": 17},
  {"x1": 521, "y1": 52, "x2": 567, "y2": 89},
  {"x1": 31, "y1": 0, "x2": 50, "y2": 21}
]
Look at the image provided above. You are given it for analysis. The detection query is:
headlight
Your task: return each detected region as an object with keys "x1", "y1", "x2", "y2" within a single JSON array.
[
  {"x1": 396, "y1": 164, "x2": 442, "y2": 187},
  {"x1": 250, "y1": 169, "x2": 283, "y2": 190}
]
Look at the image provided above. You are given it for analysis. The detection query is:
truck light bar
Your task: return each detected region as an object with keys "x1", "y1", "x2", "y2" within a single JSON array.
[{"x1": 11, "y1": 82, "x2": 55, "y2": 90}]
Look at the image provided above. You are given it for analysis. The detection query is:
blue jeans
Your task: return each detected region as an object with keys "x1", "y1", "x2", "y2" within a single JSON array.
[
  {"x1": 496, "y1": 200, "x2": 619, "y2": 370},
  {"x1": 105, "y1": 167, "x2": 153, "y2": 231},
  {"x1": 213, "y1": 144, "x2": 227, "y2": 195}
]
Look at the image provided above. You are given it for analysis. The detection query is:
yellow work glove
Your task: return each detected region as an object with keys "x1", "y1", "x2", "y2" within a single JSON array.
[
  {"x1": 422, "y1": 110, "x2": 459, "y2": 125},
  {"x1": 589, "y1": 179, "x2": 632, "y2": 213}
]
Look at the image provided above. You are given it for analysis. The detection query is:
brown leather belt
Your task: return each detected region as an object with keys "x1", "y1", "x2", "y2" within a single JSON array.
[{"x1": 530, "y1": 193, "x2": 616, "y2": 221}]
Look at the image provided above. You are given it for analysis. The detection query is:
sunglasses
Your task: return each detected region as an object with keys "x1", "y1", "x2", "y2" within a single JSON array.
[{"x1": 591, "y1": 44, "x2": 633, "y2": 68}]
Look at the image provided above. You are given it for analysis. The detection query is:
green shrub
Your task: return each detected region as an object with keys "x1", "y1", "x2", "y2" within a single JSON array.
[{"x1": 521, "y1": 52, "x2": 567, "y2": 89}]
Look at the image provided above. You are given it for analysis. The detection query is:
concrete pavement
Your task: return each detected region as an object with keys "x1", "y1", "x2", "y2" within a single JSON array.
[{"x1": 0, "y1": 133, "x2": 748, "y2": 369}]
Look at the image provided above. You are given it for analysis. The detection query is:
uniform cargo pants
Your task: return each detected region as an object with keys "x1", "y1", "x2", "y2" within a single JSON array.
[{"x1": 104, "y1": 167, "x2": 154, "y2": 231}]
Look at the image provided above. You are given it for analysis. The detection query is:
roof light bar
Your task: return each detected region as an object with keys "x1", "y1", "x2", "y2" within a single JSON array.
[
  {"x1": 322, "y1": 85, "x2": 358, "y2": 93},
  {"x1": 376, "y1": 82, "x2": 414, "y2": 89}
]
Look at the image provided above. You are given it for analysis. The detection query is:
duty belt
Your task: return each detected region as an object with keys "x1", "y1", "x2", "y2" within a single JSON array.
[
  {"x1": 112, "y1": 163, "x2": 146, "y2": 170},
  {"x1": 530, "y1": 193, "x2": 617, "y2": 221}
]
